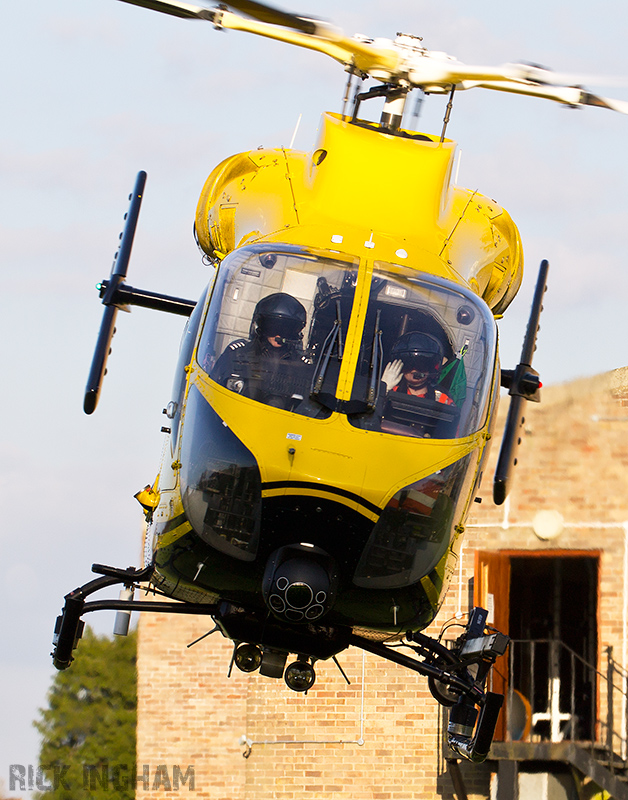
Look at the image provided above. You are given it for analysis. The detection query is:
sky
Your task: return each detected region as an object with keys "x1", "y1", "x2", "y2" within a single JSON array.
[{"x1": 1, "y1": 0, "x2": 628, "y2": 794}]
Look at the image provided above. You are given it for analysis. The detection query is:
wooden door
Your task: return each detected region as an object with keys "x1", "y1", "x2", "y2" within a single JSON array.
[{"x1": 474, "y1": 550, "x2": 511, "y2": 740}]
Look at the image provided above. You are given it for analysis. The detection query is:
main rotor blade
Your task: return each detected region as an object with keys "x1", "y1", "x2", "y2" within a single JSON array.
[
  {"x1": 116, "y1": 0, "x2": 214, "y2": 20},
  {"x1": 577, "y1": 91, "x2": 628, "y2": 114},
  {"x1": 116, "y1": 0, "x2": 322, "y2": 33},
  {"x1": 460, "y1": 79, "x2": 628, "y2": 115},
  {"x1": 507, "y1": 63, "x2": 628, "y2": 89},
  {"x1": 224, "y1": 0, "x2": 319, "y2": 35},
  {"x1": 391, "y1": 52, "x2": 628, "y2": 115}
]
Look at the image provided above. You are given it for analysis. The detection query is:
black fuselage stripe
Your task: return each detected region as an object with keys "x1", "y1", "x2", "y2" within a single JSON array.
[
  {"x1": 429, "y1": 568, "x2": 443, "y2": 594},
  {"x1": 262, "y1": 481, "x2": 381, "y2": 516},
  {"x1": 161, "y1": 513, "x2": 189, "y2": 534}
]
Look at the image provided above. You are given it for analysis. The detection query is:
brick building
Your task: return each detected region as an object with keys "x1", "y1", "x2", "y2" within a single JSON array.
[{"x1": 137, "y1": 369, "x2": 628, "y2": 799}]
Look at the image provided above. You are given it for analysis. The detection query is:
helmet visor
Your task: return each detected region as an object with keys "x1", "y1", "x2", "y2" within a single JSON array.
[
  {"x1": 401, "y1": 354, "x2": 441, "y2": 373},
  {"x1": 258, "y1": 316, "x2": 303, "y2": 340}
]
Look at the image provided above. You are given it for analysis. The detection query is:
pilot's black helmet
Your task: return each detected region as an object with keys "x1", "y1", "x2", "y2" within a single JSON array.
[
  {"x1": 252, "y1": 293, "x2": 307, "y2": 342},
  {"x1": 391, "y1": 331, "x2": 445, "y2": 376}
]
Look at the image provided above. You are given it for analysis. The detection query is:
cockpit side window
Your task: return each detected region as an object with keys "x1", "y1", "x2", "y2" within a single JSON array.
[
  {"x1": 348, "y1": 265, "x2": 496, "y2": 439},
  {"x1": 196, "y1": 245, "x2": 359, "y2": 418},
  {"x1": 169, "y1": 284, "x2": 209, "y2": 455}
]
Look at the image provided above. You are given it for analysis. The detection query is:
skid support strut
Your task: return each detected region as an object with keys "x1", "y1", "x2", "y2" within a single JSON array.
[
  {"x1": 352, "y1": 607, "x2": 508, "y2": 762},
  {"x1": 51, "y1": 563, "x2": 218, "y2": 670}
]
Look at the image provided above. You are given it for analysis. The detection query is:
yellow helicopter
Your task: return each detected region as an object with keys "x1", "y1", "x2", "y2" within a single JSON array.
[{"x1": 51, "y1": 0, "x2": 628, "y2": 763}]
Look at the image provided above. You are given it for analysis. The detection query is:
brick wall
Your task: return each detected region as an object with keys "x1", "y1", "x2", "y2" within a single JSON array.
[{"x1": 137, "y1": 370, "x2": 628, "y2": 799}]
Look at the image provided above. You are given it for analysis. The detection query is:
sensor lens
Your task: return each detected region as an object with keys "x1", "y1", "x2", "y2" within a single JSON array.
[
  {"x1": 234, "y1": 643, "x2": 263, "y2": 673},
  {"x1": 285, "y1": 582, "x2": 313, "y2": 609},
  {"x1": 284, "y1": 661, "x2": 316, "y2": 692}
]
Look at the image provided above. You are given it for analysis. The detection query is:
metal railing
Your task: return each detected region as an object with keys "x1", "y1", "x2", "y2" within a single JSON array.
[{"x1": 502, "y1": 639, "x2": 628, "y2": 766}]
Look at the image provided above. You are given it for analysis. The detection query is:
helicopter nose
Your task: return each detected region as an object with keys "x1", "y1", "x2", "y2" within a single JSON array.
[{"x1": 262, "y1": 544, "x2": 338, "y2": 623}]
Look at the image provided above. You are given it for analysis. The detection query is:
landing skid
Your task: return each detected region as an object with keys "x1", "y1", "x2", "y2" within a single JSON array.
[{"x1": 51, "y1": 563, "x2": 508, "y2": 763}]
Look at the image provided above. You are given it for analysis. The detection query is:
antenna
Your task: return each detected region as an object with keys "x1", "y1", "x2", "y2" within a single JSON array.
[{"x1": 289, "y1": 113, "x2": 302, "y2": 148}]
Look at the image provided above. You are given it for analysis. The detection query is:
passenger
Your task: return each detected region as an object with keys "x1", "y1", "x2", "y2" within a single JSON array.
[
  {"x1": 213, "y1": 292, "x2": 309, "y2": 408},
  {"x1": 382, "y1": 332, "x2": 454, "y2": 405}
]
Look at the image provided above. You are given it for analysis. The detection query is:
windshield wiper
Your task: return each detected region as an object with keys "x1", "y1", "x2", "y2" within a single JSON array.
[
  {"x1": 310, "y1": 298, "x2": 343, "y2": 402},
  {"x1": 366, "y1": 309, "x2": 383, "y2": 412}
]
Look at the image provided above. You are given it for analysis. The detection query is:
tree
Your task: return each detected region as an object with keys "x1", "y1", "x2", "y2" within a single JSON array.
[{"x1": 34, "y1": 627, "x2": 137, "y2": 800}]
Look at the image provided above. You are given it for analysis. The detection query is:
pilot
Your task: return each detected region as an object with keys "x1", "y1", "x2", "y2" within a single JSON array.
[
  {"x1": 382, "y1": 331, "x2": 454, "y2": 405},
  {"x1": 213, "y1": 292, "x2": 310, "y2": 408}
]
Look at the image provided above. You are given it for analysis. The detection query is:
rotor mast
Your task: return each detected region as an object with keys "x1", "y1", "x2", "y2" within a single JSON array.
[{"x1": 380, "y1": 86, "x2": 409, "y2": 131}]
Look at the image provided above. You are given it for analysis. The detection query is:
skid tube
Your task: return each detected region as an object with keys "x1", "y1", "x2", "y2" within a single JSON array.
[{"x1": 51, "y1": 564, "x2": 508, "y2": 762}]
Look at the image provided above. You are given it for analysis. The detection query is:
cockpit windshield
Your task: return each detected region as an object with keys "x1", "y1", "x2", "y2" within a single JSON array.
[
  {"x1": 197, "y1": 244, "x2": 359, "y2": 419},
  {"x1": 197, "y1": 247, "x2": 496, "y2": 439},
  {"x1": 347, "y1": 263, "x2": 496, "y2": 439}
]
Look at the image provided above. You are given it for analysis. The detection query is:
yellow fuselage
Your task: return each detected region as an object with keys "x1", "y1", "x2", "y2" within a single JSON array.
[
  {"x1": 196, "y1": 112, "x2": 522, "y2": 315},
  {"x1": 148, "y1": 113, "x2": 522, "y2": 636}
]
